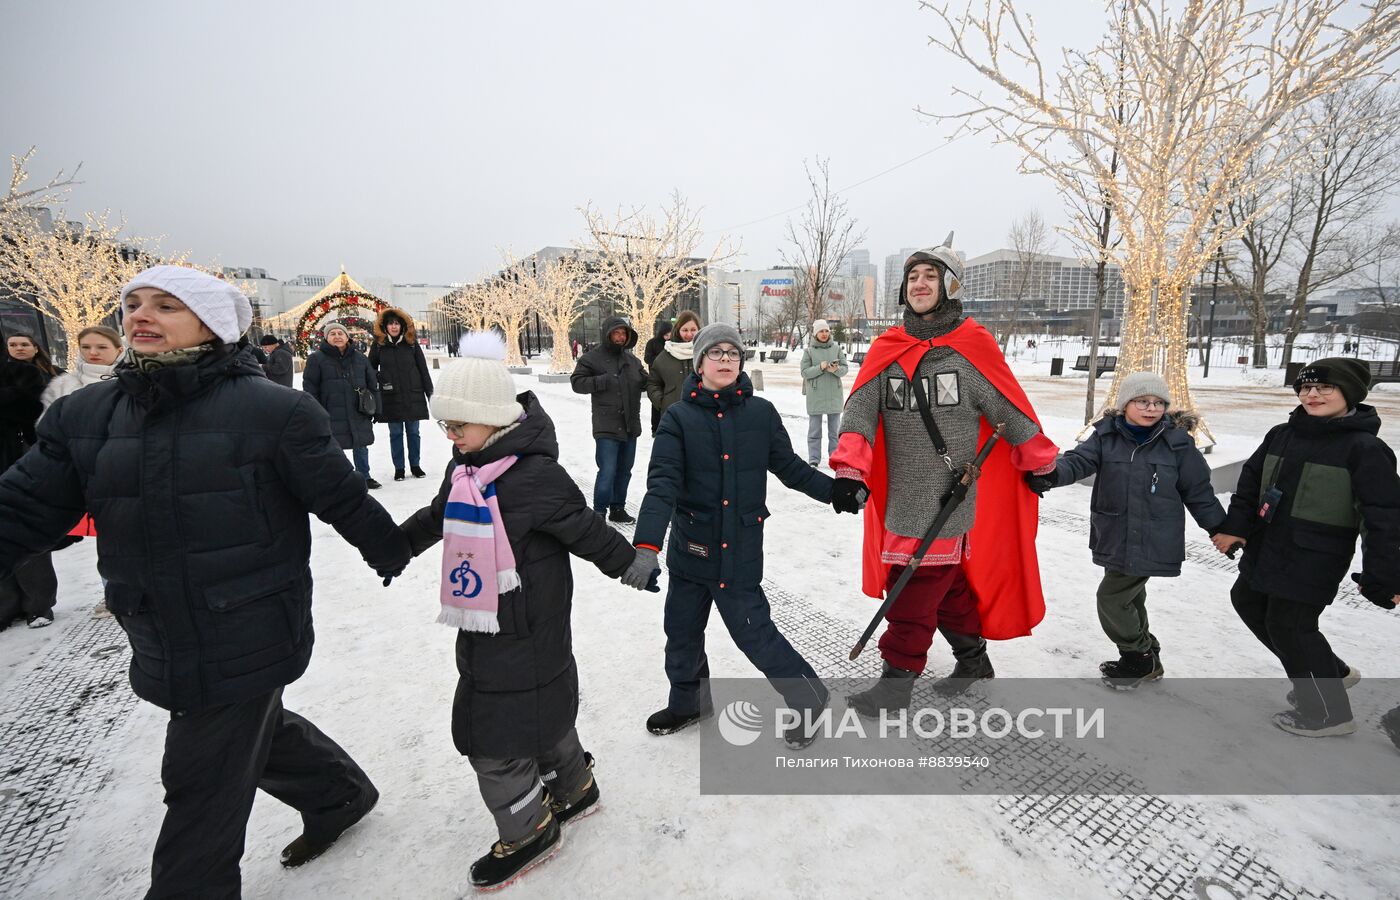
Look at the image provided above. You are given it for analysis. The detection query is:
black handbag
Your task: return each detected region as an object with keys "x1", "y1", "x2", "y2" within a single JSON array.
[{"x1": 354, "y1": 387, "x2": 377, "y2": 417}]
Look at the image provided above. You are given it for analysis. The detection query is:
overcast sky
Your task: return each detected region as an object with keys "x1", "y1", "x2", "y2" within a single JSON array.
[{"x1": 3, "y1": 0, "x2": 1395, "y2": 287}]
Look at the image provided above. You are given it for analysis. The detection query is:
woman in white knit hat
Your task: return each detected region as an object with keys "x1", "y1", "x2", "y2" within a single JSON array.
[
  {"x1": 399, "y1": 331, "x2": 656, "y2": 891},
  {"x1": 0, "y1": 265, "x2": 410, "y2": 895}
]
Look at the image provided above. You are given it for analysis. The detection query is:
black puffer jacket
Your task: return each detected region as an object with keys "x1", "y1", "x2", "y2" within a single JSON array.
[
  {"x1": 303, "y1": 341, "x2": 378, "y2": 448},
  {"x1": 368, "y1": 308, "x2": 433, "y2": 422},
  {"x1": 1050, "y1": 411, "x2": 1224, "y2": 577},
  {"x1": 570, "y1": 317, "x2": 647, "y2": 439},
  {"x1": 401, "y1": 392, "x2": 635, "y2": 758},
  {"x1": 0, "y1": 343, "x2": 408, "y2": 714},
  {"x1": 1221, "y1": 404, "x2": 1400, "y2": 605},
  {"x1": 262, "y1": 343, "x2": 295, "y2": 387},
  {"x1": 635, "y1": 372, "x2": 833, "y2": 587},
  {"x1": 0, "y1": 358, "x2": 47, "y2": 473}
]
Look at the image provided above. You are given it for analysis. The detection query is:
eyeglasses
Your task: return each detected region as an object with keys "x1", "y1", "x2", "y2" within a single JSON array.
[
  {"x1": 704, "y1": 348, "x2": 743, "y2": 362},
  {"x1": 1129, "y1": 398, "x2": 1166, "y2": 410},
  {"x1": 1295, "y1": 384, "x2": 1337, "y2": 397},
  {"x1": 436, "y1": 420, "x2": 468, "y2": 437}
]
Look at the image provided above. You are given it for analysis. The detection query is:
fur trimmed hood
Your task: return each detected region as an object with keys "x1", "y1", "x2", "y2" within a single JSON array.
[
  {"x1": 374, "y1": 307, "x2": 417, "y2": 345},
  {"x1": 1103, "y1": 407, "x2": 1201, "y2": 433}
]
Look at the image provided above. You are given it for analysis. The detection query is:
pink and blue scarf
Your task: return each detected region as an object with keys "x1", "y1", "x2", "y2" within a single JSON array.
[{"x1": 439, "y1": 456, "x2": 520, "y2": 633}]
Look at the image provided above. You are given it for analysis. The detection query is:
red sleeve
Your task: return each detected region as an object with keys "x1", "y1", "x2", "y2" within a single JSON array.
[
  {"x1": 830, "y1": 432, "x2": 873, "y2": 481},
  {"x1": 1010, "y1": 432, "x2": 1058, "y2": 473}
]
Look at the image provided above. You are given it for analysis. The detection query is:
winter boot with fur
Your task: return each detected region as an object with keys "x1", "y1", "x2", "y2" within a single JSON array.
[
  {"x1": 468, "y1": 811, "x2": 562, "y2": 891},
  {"x1": 848, "y1": 661, "x2": 919, "y2": 718},
  {"x1": 1099, "y1": 650, "x2": 1164, "y2": 691},
  {"x1": 930, "y1": 630, "x2": 995, "y2": 697}
]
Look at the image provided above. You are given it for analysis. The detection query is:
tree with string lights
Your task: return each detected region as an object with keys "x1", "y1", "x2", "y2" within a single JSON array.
[
  {"x1": 522, "y1": 253, "x2": 590, "y2": 374},
  {"x1": 579, "y1": 191, "x2": 737, "y2": 335},
  {"x1": 921, "y1": 0, "x2": 1400, "y2": 431}
]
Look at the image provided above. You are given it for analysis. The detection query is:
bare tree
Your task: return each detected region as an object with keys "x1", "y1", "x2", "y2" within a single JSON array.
[
  {"x1": 921, "y1": 0, "x2": 1400, "y2": 426},
  {"x1": 1003, "y1": 209, "x2": 1053, "y2": 351},
  {"x1": 1217, "y1": 152, "x2": 1300, "y2": 367},
  {"x1": 782, "y1": 158, "x2": 865, "y2": 342},
  {"x1": 3, "y1": 147, "x2": 82, "y2": 215},
  {"x1": 1280, "y1": 80, "x2": 1400, "y2": 367},
  {"x1": 579, "y1": 192, "x2": 736, "y2": 336}
]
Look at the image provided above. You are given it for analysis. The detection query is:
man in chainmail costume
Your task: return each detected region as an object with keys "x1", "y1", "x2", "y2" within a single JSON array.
[{"x1": 829, "y1": 239, "x2": 1058, "y2": 714}]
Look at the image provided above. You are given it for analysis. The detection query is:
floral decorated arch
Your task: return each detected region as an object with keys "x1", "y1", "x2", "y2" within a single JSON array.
[{"x1": 290, "y1": 290, "x2": 389, "y2": 353}]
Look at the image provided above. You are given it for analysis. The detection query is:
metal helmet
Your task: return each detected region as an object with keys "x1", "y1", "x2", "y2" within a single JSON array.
[{"x1": 898, "y1": 231, "x2": 964, "y2": 304}]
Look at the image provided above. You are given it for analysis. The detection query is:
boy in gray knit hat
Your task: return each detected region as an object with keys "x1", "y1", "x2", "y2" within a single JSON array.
[
  {"x1": 1025, "y1": 370, "x2": 1224, "y2": 689},
  {"x1": 632, "y1": 323, "x2": 856, "y2": 749},
  {"x1": 834, "y1": 241, "x2": 1059, "y2": 716}
]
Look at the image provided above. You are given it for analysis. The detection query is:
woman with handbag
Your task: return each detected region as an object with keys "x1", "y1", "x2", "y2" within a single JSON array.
[{"x1": 304, "y1": 322, "x2": 382, "y2": 488}]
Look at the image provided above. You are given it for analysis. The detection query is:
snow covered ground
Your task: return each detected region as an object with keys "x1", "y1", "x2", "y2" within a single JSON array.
[{"x1": 2, "y1": 353, "x2": 1399, "y2": 899}]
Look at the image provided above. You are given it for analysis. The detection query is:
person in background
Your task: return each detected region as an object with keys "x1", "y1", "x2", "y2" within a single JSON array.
[
  {"x1": 1024, "y1": 371, "x2": 1225, "y2": 689},
  {"x1": 643, "y1": 320, "x2": 671, "y2": 434},
  {"x1": 799, "y1": 319, "x2": 849, "y2": 467},
  {"x1": 1, "y1": 330, "x2": 62, "y2": 628},
  {"x1": 570, "y1": 316, "x2": 647, "y2": 523},
  {"x1": 260, "y1": 334, "x2": 295, "y2": 387},
  {"x1": 645, "y1": 310, "x2": 700, "y2": 435},
  {"x1": 304, "y1": 322, "x2": 382, "y2": 489},
  {"x1": 369, "y1": 308, "x2": 433, "y2": 482},
  {"x1": 41, "y1": 325, "x2": 122, "y2": 408},
  {"x1": 0, "y1": 265, "x2": 410, "y2": 895},
  {"x1": 1212, "y1": 358, "x2": 1400, "y2": 737}
]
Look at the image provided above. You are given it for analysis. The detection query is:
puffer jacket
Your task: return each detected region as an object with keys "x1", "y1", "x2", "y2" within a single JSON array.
[
  {"x1": 368, "y1": 308, "x2": 433, "y2": 422},
  {"x1": 303, "y1": 340, "x2": 378, "y2": 448},
  {"x1": 570, "y1": 316, "x2": 647, "y2": 439},
  {"x1": 401, "y1": 392, "x2": 635, "y2": 758},
  {"x1": 635, "y1": 371, "x2": 834, "y2": 587},
  {"x1": 1220, "y1": 404, "x2": 1400, "y2": 605},
  {"x1": 0, "y1": 359, "x2": 47, "y2": 473},
  {"x1": 41, "y1": 358, "x2": 116, "y2": 410},
  {"x1": 0, "y1": 342, "x2": 407, "y2": 714},
  {"x1": 1050, "y1": 410, "x2": 1224, "y2": 577}
]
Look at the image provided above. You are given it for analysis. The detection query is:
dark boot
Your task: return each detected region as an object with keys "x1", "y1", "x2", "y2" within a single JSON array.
[
  {"x1": 393, "y1": 469, "x2": 406, "y2": 482},
  {"x1": 410, "y1": 465, "x2": 427, "y2": 478},
  {"x1": 1380, "y1": 706, "x2": 1400, "y2": 752},
  {"x1": 608, "y1": 506, "x2": 635, "y2": 524},
  {"x1": 646, "y1": 705, "x2": 714, "y2": 735},
  {"x1": 1099, "y1": 651, "x2": 1164, "y2": 691},
  {"x1": 468, "y1": 813, "x2": 562, "y2": 890},
  {"x1": 930, "y1": 629, "x2": 994, "y2": 697},
  {"x1": 280, "y1": 785, "x2": 379, "y2": 868},
  {"x1": 548, "y1": 752, "x2": 600, "y2": 825},
  {"x1": 847, "y1": 661, "x2": 918, "y2": 718}
]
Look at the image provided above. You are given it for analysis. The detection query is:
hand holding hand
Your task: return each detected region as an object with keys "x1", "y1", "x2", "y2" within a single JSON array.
[
  {"x1": 1023, "y1": 470, "x2": 1056, "y2": 497},
  {"x1": 1352, "y1": 573, "x2": 1398, "y2": 610},
  {"x1": 1212, "y1": 533, "x2": 1244, "y2": 556},
  {"x1": 832, "y1": 478, "x2": 868, "y2": 514},
  {"x1": 622, "y1": 547, "x2": 660, "y2": 591}
]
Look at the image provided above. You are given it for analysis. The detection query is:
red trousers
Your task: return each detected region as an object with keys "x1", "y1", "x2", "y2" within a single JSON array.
[{"x1": 877, "y1": 563, "x2": 980, "y2": 674}]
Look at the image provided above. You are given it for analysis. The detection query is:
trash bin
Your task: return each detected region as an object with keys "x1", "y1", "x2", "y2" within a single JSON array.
[
  {"x1": 759, "y1": 351, "x2": 767, "y2": 362},
  {"x1": 1050, "y1": 357, "x2": 1064, "y2": 376}
]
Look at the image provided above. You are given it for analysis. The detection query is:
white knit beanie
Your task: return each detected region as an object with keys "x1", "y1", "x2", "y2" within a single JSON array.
[
  {"x1": 430, "y1": 332, "x2": 522, "y2": 426},
  {"x1": 119, "y1": 265, "x2": 251, "y2": 344},
  {"x1": 813, "y1": 319, "x2": 831, "y2": 334},
  {"x1": 1118, "y1": 370, "x2": 1172, "y2": 407}
]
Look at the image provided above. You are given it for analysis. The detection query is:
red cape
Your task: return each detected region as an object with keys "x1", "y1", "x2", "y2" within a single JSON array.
[{"x1": 851, "y1": 319, "x2": 1056, "y2": 640}]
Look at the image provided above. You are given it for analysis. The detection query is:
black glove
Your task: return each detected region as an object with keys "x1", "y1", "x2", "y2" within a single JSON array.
[
  {"x1": 832, "y1": 478, "x2": 868, "y2": 514},
  {"x1": 1352, "y1": 573, "x2": 1397, "y2": 609},
  {"x1": 1023, "y1": 469, "x2": 1057, "y2": 497},
  {"x1": 378, "y1": 565, "x2": 405, "y2": 587}
]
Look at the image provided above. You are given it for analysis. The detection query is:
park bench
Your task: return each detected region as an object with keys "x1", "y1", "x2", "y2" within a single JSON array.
[
  {"x1": 1072, "y1": 355, "x2": 1118, "y2": 377},
  {"x1": 767, "y1": 350, "x2": 788, "y2": 363},
  {"x1": 1367, "y1": 360, "x2": 1400, "y2": 383}
]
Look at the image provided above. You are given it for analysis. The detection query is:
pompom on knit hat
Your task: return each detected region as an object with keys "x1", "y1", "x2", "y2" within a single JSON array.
[
  {"x1": 1294, "y1": 356, "x2": 1371, "y2": 407},
  {"x1": 430, "y1": 332, "x2": 523, "y2": 427},
  {"x1": 1117, "y1": 370, "x2": 1172, "y2": 408},
  {"x1": 812, "y1": 318, "x2": 831, "y2": 334},
  {"x1": 692, "y1": 323, "x2": 743, "y2": 373},
  {"x1": 119, "y1": 265, "x2": 251, "y2": 344}
]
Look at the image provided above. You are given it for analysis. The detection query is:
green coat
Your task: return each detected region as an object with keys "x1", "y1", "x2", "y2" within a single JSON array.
[
  {"x1": 646, "y1": 346, "x2": 693, "y2": 419},
  {"x1": 800, "y1": 340, "x2": 849, "y2": 415}
]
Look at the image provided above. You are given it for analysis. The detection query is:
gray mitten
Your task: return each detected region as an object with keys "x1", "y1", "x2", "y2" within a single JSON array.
[{"x1": 622, "y1": 547, "x2": 660, "y2": 591}]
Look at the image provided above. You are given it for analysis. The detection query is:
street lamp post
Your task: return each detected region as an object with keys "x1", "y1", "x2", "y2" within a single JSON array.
[
  {"x1": 727, "y1": 281, "x2": 743, "y2": 336},
  {"x1": 1204, "y1": 252, "x2": 1222, "y2": 379}
]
